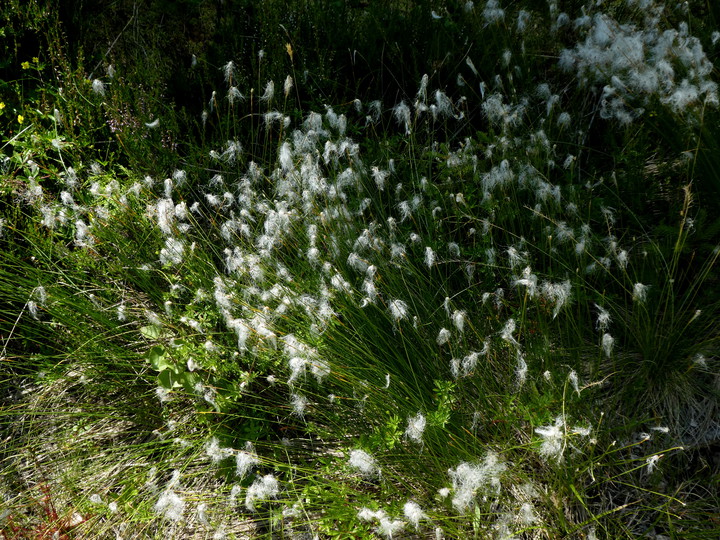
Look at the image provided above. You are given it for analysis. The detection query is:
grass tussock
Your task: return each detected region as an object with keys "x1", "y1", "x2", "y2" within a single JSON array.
[{"x1": 2, "y1": 1, "x2": 719, "y2": 538}]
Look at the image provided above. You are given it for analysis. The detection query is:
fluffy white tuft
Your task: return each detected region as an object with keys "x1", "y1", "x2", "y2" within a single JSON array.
[{"x1": 349, "y1": 449, "x2": 380, "y2": 477}]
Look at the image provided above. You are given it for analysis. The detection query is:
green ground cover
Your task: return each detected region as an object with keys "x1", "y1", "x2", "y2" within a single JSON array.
[{"x1": 1, "y1": 1, "x2": 719, "y2": 538}]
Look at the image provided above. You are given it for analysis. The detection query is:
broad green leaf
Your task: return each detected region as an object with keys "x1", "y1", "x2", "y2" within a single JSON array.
[
  {"x1": 140, "y1": 325, "x2": 162, "y2": 340},
  {"x1": 147, "y1": 346, "x2": 170, "y2": 371},
  {"x1": 181, "y1": 371, "x2": 201, "y2": 393},
  {"x1": 158, "y1": 369, "x2": 182, "y2": 389}
]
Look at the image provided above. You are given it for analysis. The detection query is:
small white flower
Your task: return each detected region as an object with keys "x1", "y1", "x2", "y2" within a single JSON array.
[
  {"x1": 483, "y1": 0, "x2": 505, "y2": 23},
  {"x1": 466, "y1": 56, "x2": 479, "y2": 76},
  {"x1": 572, "y1": 425, "x2": 591, "y2": 437},
  {"x1": 557, "y1": 111, "x2": 571, "y2": 129},
  {"x1": 517, "y1": 9, "x2": 530, "y2": 32},
  {"x1": 156, "y1": 386, "x2": 172, "y2": 402},
  {"x1": 377, "y1": 515, "x2": 405, "y2": 539},
  {"x1": 502, "y1": 49, "x2": 512, "y2": 67},
  {"x1": 507, "y1": 246, "x2": 525, "y2": 269},
  {"x1": 442, "y1": 296, "x2": 452, "y2": 316},
  {"x1": 416, "y1": 74, "x2": 430, "y2": 105},
  {"x1": 159, "y1": 237, "x2": 185, "y2": 266},
  {"x1": 450, "y1": 358, "x2": 461, "y2": 379},
  {"x1": 357, "y1": 507, "x2": 382, "y2": 522},
  {"x1": 617, "y1": 250, "x2": 629, "y2": 268},
  {"x1": 693, "y1": 353, "x2": 707, "y2": 367}
]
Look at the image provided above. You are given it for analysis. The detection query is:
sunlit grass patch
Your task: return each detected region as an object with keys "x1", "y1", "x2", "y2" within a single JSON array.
[{"x1": 2, "y1": 0, "x2": 719, "y2": 538}]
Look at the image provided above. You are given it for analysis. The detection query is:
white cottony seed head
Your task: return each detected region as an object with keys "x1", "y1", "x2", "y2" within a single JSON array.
[
  {"x1": 646, "y1": 454, "x2": 660, "y2": 473},
  {"x1": 349, "y1": 449, "x2": 379, "y2": 477},
  {"x1": 155, "y1": 490, "x2": 185, "y2": 522},
  {"x1": 452, "y1": 309, "x2": 466, "y2": 333},
  {"x1": 448, "y1": 452, "x2": 506, "y2": 513},
  {"x1": 236, "y1": 442, "x2": 260, "y2": 478},
  {"x1": 393, "y1": 101, "x2": 411, "y2": 134},
  {"x1": 405, "y1": 412, "x2": 426, "y2": 443},
  {"x1": 595, "y1": 303, "x2": 611, "y2": 332},
  {"x1": 515, "y1": 352, "x2": 528, "y2": 387},
  {"x1": 425, "y1": 246, "x2": 436, "y2": 268},
  {"x1": 206, "y1": 436, "x2": 233, "y2": 464},
  {"x1": 284, "y1": 75, "x2": 293, "y2": 97},
  {"x1": 389, "y1": 299, "x2": 409, "y2": 322},
  {"x1": 403, "y1": 501, "x2": 427, "y2": 529},
  {"x1": 633, "y1": 282, "x2": 649, "y2": 303},
  {"x1": 223, "y1": 61, "x2": 235, "y2": 83},
  {"x1": 569, "y1": 370, "x2": 580, "y2": 394},
  {"x1": 602, "y1": 333, "x2": 614, "y2": 357},
  {"x1": 260, "y1": 80, "x2": 275, "y2": 103},
  {"x1": 535, "y1": 416, "x2": 565, "y2": 463},
  {"x1": 92, "y1": 79, "x2": 105, "y2": 96},
  {"x1": 245, "y1": 474, "x2": 279, "y2": 511},
  {"x1": 436, "y1": 327, "x2": 451, "y2": 346},
  {"x1": 500, "y1": 318, "x2": 518, "y2": 347}
]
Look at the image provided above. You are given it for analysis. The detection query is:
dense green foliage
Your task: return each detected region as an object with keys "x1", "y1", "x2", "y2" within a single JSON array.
[{"x1": 2, "y1": 1, "x2": 719, "y2": 538}]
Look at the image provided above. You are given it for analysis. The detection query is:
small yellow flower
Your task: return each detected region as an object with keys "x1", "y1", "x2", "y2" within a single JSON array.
[
  {"x1": 17, "y1": 114, "x2": 24, "y2": 124},
  {"x1": 0, "y1": 102, "x2": 5, "y2": 110},
  {"x1": 33, "y1": 57, "x2": 39, "y2": 63},
  {"x1": 21, "y1": 61, "x2": 30, "y2": 70}
]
